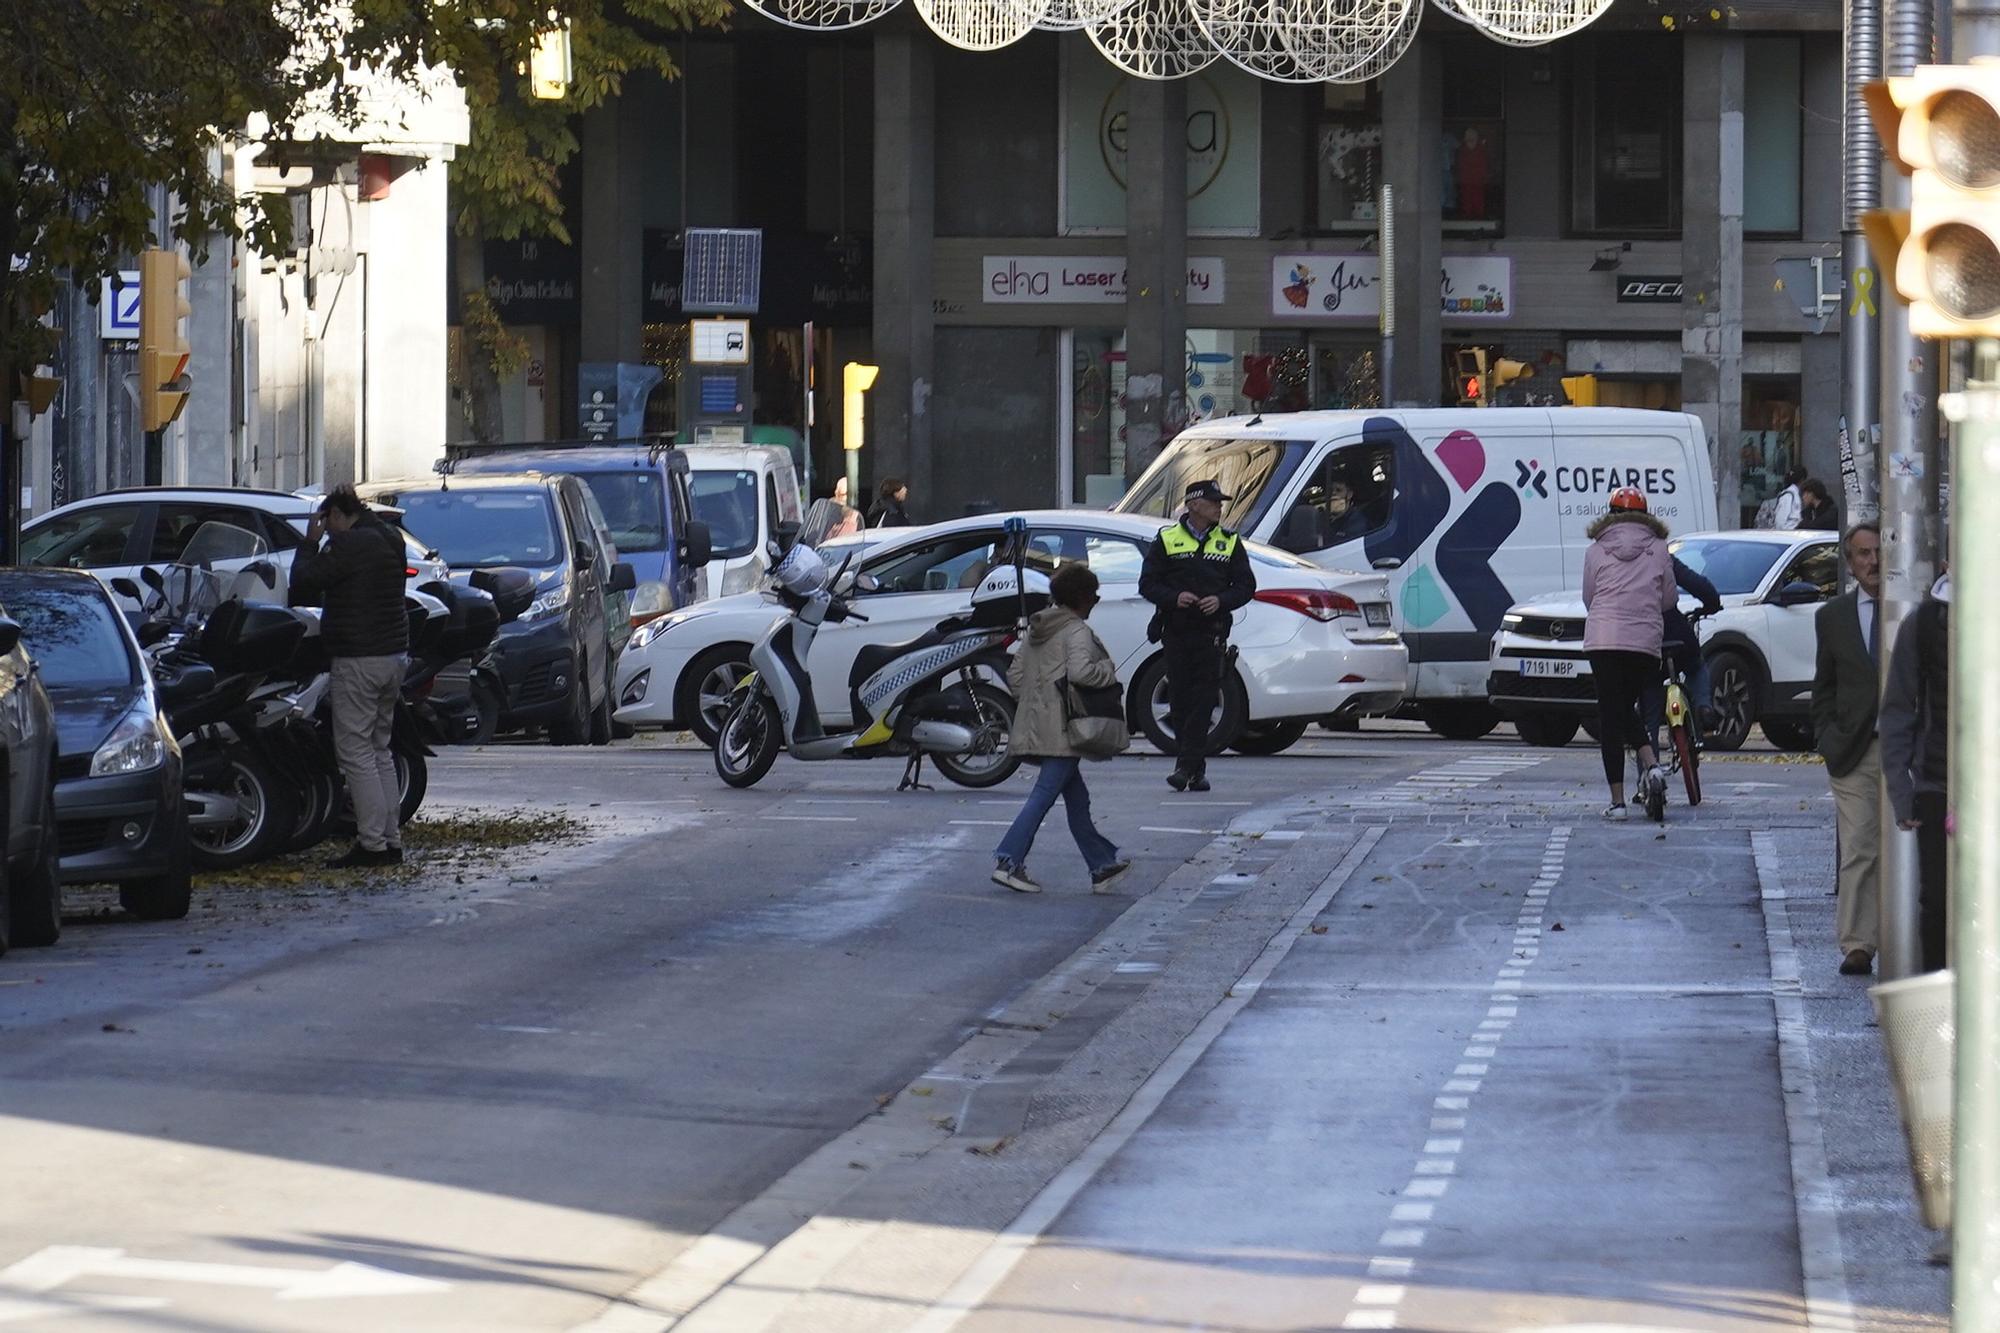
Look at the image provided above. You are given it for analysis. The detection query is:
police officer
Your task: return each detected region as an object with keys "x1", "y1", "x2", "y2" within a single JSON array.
[{"x1": 1140, "y1": 479, "x2": 1257, "y2": 792}]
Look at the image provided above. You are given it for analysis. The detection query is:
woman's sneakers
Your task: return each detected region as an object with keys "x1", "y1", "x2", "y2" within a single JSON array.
[
  {"x1": 1090, "y1": 861, "x2": 1131, "y2": 893},
  {"x1": 992, "y1": 861, "x2": 1043, "y2": 894},
  {"x1": 1603, "y1": 803, "x2": 1630, "y2": 822}
]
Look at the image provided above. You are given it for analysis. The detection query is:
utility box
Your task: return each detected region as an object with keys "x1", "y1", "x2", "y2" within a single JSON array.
[{"x1": 680, "y1": 318, "x2": 755, "y2": 444}]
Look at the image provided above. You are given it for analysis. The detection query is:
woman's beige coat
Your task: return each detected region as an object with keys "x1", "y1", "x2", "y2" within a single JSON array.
[{"x1": 1006, "y1": 606, "x2": 1118, "y2": 758}]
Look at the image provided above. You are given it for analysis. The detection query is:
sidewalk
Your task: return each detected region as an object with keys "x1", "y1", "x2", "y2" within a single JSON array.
[{"x1": 928, "y1": 819, "x2": 1950, "y2": 1332}]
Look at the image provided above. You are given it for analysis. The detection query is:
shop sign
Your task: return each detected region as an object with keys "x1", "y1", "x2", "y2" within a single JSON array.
[
  {"x1": 483, "y1": 237, "x2": 580, "y2": 325},
  {"x1": 1616, "y1": 275, "x2": 1684, "y2": 303},
  {"x1": 1268, "y1": 254, "x2": 1512, "y2": 321},
  {"x1": 644, "y1": 230, "x2": 872, "y2": 326},
  {"x1": 1062, "y1": 58, "x2": 1260, "y2": 234},
  {"x1": 981, "y1": 256, "x2": 1225, "y2": 305}
]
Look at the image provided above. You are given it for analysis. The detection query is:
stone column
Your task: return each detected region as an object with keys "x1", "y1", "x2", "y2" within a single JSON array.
[
  {"x1": 1382, "y1": 36, "x2": 1442, "y2": 406},
  {"x1": 871, "y1": 28, "x2": 935, "y2": 510},
  {"x1": 1682, "y1": 34, "x2": 1746, "y2": 522},
  {"x1": 1123, "y1": 76, "x2": 1187, "y2": 483},
  {"x1": 579, "y1": 98, "x2": 645, "y2": 366}
]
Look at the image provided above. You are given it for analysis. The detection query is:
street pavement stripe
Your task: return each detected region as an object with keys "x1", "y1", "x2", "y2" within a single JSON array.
[
  {"x1": 904, "y1": 825, "x2": 1388, "y2": 1333},
  {"x1": 761, "y1": 814, "x2": 859, "y2": 822},
  {"x1": 1139, "y1": 826, "x2": 1219, "y2": 835},
  {"x1": 948, "y1": 820, "x2": 1012, "y2": 827},
  {"x1": 1752, "y1": 830, "x2": 1859, "y2": 1333}
]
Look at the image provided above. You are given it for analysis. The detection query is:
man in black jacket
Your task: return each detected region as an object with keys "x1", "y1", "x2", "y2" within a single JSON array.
[
  {"x1": 290, "y1": 486, "x2": 410, "y2": 868},
  {"x1": 1882, "y1": 570, "x2": 1950, "y2": 972},
  {"x1": 1811, "y1": 521, "x2": 1883, "y2": 975},
  {"x1": 1139, "y1": 480, "x2": 1257, "y2": 792}
]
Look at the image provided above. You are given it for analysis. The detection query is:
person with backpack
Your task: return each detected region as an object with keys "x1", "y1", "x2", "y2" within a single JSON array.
[
  {"x1": 991, "y1": 563, "x2": 1130, "y2": 896},
  {"x1": 1762, "y1": 467, "x2": 1807, "y2": 530}
]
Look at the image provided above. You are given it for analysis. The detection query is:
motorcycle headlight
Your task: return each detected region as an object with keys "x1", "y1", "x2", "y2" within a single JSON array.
[
  {"x1": 525, "y1": 586, "x2": 570, "y2": 620},
  {"x1": 91, "y1": 706, "x2": 168, "y2": 777}
]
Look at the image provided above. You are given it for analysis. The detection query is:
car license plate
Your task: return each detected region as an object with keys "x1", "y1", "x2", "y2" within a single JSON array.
[
  {"x1": 1518, "y1": 657, "x2": 1584, "y2": 679},
  {"x1": 1363, "y1": 603, "x2": 1391, "y2": 627}
]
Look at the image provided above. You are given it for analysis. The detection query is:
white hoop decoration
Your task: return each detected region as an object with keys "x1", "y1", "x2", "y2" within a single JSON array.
[
  {"x1": 1440, "y1": 0, "x2": 1612, "y2": 44},
  {"x1": 1087, "y1": 0, "x2": 1222, "y2": 80},
  {"x1": 1036, "y1": 0, "x2": 1135, "y2": 31},
  {"x1": 1188, "y1": 0, "x2": 1320, "y2": 83},
  {"x1": 740, "y1": 0, "x2": 904, "y2": 31},
  {"x1": 914, "y1": 0, "x2": 1052, "y2": 48},
  {"x1": 1268, "y1": 0, "x2": 1419, "y2": 81},
  {"x1": 1307, "y1": 0, "x2": 1422, "y2": 82}
]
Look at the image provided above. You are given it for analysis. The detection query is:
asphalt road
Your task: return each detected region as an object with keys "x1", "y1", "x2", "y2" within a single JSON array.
[{"x1": 0, "y1": 726, "x2": 1952, "y2": 1331}]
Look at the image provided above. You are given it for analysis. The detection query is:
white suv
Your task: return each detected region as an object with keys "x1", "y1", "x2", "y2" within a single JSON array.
[
  {"x1": 21, "y1": 489, "x2": 449, "y2": 598},
  {"x1": 1485, "y1": 528, "x2": 1840, "y2": 751}
]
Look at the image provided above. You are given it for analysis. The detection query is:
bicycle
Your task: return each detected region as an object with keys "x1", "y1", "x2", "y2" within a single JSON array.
[{"x1": 1634, "y1": 611, "x2": 1711, "y2": 821}]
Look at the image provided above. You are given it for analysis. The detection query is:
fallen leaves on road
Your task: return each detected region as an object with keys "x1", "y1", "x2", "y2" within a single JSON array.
[
  {"x1": 1309, "y1": 924, "x2": 1329, "y2": 935},
  {"x1": 967, "y1": 1137, "x2": 1011, "y2": 1157},
  {"x1": 192, "y1": 809, "x2": 591, "y2": 894}
]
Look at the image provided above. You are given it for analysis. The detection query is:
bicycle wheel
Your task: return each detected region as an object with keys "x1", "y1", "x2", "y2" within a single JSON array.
[{"x1": 1672, "y1": 723, "x2": 1701, "y2": 806}]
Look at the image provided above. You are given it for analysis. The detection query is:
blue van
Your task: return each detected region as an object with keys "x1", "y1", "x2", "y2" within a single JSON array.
[{"x1": 450, "y1": 442, "x2": 712, "y2": 626}]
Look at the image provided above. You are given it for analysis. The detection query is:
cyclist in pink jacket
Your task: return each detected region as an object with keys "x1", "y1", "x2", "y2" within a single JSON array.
[{"x1": 1580, "y1": 487, "x2": 1677, "y2": 820}]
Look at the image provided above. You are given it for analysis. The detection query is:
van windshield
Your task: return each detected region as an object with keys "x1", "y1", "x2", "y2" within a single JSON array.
[
  {"x1": 576, "y1": 472, "x2": 665, "y2": 554},
  {"x1": 689, "y1": 471, "x2": 760, "y2": 559},
  {"x1": 393, "y1": 489, "x2": 562, "y2": 568},
  {"x1": 1112, "y1": 437, "x2": 1313, "y2": 531}
]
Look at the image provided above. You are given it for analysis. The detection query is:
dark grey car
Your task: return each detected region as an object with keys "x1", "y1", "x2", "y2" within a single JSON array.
[{"x1": 0, "y1": 578, "x2": 65, "y2": 956}]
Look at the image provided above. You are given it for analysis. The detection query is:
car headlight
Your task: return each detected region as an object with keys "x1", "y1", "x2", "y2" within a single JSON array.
[
  {"x1": 525, "y1": 586, "x2": 570, "y2": 620},
  {"x1": 90, "y1": 707, "x2": 168, "y2": 777},
  {"x1": 1502, "y1": 613, "x2": 1524, "y2": 627},
  {"x1": 630, "y1": 617, "x2": 672, "y2": 650},
  {"x1": 629, "y1": 580, "x2": 672, "y2": 622}
]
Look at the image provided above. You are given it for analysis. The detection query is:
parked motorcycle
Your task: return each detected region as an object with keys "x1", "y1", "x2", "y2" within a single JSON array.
[{"x1": 713, "y1": 543, "x2": 1041, "y2": 790}]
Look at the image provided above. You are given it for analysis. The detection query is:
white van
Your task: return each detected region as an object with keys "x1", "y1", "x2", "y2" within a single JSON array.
[
  {"x1": 681, "y1": 445, "x2": 805, "y2": 599},
  {"x1": 1112, "y1": 408, "x2": 1718, "y2": 739}
]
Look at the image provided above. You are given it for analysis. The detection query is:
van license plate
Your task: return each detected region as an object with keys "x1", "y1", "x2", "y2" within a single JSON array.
[
  {"x1": 1518, "y1": 657, "x2": 1584, "y2": 679},
  {"x1": 1363, "y1": 603, "x2": 1391, "y2": 627}
]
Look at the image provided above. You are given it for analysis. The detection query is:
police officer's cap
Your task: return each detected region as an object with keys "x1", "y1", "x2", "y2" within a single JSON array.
[{"x1": 1184, "y1": 479, "x2": 1232, "y2": 504}]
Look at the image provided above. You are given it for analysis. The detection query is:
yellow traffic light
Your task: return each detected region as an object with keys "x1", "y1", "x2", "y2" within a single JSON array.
[
  {"x1": 842, "y1": 362, "x2": 879, "y2": 453},
  {"x1": 528, "y1": 18, "x2": 572, "y2": 100},
  {"x1": 1491, "y1": 358, "x2": 1532, "y2": 394},
  {"x1": 1560, "y1": 374, "x2": 1600, "y2": 407},
  {"x1": 139, "y1": 247, "x2": 192, "y2": 432},
  {"x1": 1863, "y1": 60, "x2": 2000, "y2": 335}
]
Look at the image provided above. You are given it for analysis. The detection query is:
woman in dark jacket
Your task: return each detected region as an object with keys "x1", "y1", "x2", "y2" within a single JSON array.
[
  {"x1": 870, "y1": 478, "x2": 913, "y2": 528},
  {"x1": 1800, "y1": 478, "x2": 1840, "y2": 530}
]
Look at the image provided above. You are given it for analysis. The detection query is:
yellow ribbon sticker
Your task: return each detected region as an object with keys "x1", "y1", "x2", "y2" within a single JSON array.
[{"x1": 1850, "y1": 266, "x2": 1878, "y2": 317}]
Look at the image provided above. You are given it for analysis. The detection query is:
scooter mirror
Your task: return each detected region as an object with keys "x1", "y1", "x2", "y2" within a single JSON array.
[
  {"x1": 140, "y1": 565, "x2": 167, "y2": 593},
  {"x1": 109, "y1": 577, "x2": 142, "y2": 602},
  {"x1": 774, "y1": 520, "x2": 802, "y2": 555}
]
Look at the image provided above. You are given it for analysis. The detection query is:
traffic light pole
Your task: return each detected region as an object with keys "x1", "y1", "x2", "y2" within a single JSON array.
[
  {"x1": 1942, "y1": 339, "x2": 2000, "y2": 1333},
  {"x1": 1842, "y1": 0, "x2": 1883, "y2": 522},
  {"x1": 1875, "y1": 0, "x2": 1944, "y2": 985}
]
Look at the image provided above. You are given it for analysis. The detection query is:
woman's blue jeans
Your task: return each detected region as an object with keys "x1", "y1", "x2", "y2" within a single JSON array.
[{"x1": 995, "y1": 757, "x2": 1119, "y2": 874}]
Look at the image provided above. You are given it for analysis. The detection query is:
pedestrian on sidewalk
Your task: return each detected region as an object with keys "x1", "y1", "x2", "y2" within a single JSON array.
[
  {"x1": 1800, "y1": 478, "x2": 1841, "y2": 531},
  {"x1": 289, "y1": 486, "x2": 410, "y2": 870},
  {"x1": 992, "y1": 564, "x2": 1130, "y2": 896},
  {"x1": 1811, "y1": 521, "x2": 1884, "y2": 976},
  {"x1": 1139, "y1": 479, "x2": 1256, "y2": 793},
  {"x1": 1881, "y1": 567, "x2": 1951, "y2": 973},
  {"x1": 1580, "y1": 487, "x2": 1675, "y2": 821},
  {"x1": 870, "y1": 478, "x2": 913, "y2": 529}
]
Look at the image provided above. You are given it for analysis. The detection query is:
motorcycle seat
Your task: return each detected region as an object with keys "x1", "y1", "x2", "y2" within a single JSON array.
[{"x1": 848, "y1": 627, "x2": 951, "y2": 690}]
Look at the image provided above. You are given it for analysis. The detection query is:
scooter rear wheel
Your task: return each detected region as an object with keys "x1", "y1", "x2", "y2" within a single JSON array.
[
  {"x1": 715, "y1": 691, "x2": 782, "y2": 789},
  {"x1": 931, "y1": 683, "x2": 1021, "y2": 789}
]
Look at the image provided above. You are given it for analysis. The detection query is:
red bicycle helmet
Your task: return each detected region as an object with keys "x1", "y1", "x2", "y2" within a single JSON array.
[{"x1": 1608, "y1": 487, "x2": 1648, "y2": 513}]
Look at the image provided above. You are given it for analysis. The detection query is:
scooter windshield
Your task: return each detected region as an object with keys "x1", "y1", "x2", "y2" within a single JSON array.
[{"x1": 157, "y1": 521, "x2": 275, "y2": 624}]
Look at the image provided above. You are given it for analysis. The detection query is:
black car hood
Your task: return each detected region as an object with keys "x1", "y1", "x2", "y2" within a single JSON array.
[{"x1": 47, "y1": 684, "x2": 144, "y2": 759}]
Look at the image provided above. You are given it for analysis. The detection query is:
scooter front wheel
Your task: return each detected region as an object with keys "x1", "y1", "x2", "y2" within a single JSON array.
[{"x1": 715, "y1": 690, "x2": 782, "y2": 789}]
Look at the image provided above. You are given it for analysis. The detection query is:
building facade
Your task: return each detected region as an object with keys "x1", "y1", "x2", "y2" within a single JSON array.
[{"x1": 478, "y1": 0, "x2": 1845, "y2": 525}]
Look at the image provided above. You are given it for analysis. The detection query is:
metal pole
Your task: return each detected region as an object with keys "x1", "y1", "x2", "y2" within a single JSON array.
[
  {"x1": 1877, "y1": 0, "x2": 1943, "y2": 984},
  {"x1": 1942, "y1": 341, "x2": 2000, "y2": 1329},
  {"x1": 1379, "y1": 184, "x2": 1396, "y2": 407},
  {"x1": 1844, "y1": 0, "x2": 1885, "y2": 523},
  {"x1": 801, "y1": 320, "x2": 814, "y2": 501}
]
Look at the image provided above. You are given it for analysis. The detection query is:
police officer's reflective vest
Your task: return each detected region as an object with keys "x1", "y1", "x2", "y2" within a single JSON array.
[{"x1": 1159, "y1": 524, "x2": 1240, "y2": 562}]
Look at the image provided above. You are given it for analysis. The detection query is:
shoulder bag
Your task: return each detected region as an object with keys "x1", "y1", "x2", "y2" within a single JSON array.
[{"x1": 1060, "y1": 676, "x2": 1129, "y2": 759}]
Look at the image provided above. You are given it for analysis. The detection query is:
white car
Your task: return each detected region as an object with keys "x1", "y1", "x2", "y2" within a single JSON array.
[
  {"x1": 615, "y1": 510, "x2": 1409, "y2": 757},
  {"x1": 20, "y1": 488, "x2": 450, "y2": 601},
  {"x1": 1485, "y1": 527, "x2": 1840, "y2": 751}
]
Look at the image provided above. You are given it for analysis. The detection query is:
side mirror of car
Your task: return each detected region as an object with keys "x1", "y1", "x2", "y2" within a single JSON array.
[
  {"x1": 1773, "y1": 580, "x2": 1822, "y2": 607},
  {"x1": 609, "y1": 562, "x2": 638, "y2": 594},
  {"x1": 0, "y1": 616, "x2": 22, "y2": 658},
  {"x1": 853, "y1": 572, "x2": 881, "y2": 594},
  {"x1": 681, "y1": 520, "x2": 713, "y2": 569}
]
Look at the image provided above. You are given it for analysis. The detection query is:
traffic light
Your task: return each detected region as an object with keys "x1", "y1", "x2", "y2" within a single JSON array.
[
  {"x1": 1455, "y1": 348, "x2": 1488, "y2": 406},
  {"x1": 1560, "y1": 374, "x2": 1600, "y2": 407},
  {"x1": 1863, "y1": 60, "x2": 2000, "y2": 335},
  {"x1": 139, "y1": 247, "x2": 192, "y2": 432},
  {"x1": 1490, "y1": 358, "x2": 1532, "y2": 397},
  {"x1": 842, "y1": 363, "x2": 879, "y2": 453}
]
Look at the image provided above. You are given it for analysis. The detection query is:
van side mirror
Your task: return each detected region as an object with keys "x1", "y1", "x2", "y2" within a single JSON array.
[
  {"x1": 609, "y1": 562, "x2": 638, "y2": 594},
  {"x1": 681, "y1": 520, "x2": 713, "y2": 569}
]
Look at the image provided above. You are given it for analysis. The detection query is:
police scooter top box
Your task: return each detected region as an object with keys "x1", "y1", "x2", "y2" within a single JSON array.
[{"x1": 1111, "y1": 407, "x2": 1718, "y2": 733}]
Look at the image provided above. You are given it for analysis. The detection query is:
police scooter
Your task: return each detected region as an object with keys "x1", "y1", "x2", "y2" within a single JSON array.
[{"x1": 713, "y1": 539, "x2": 1044, "y2": 790}]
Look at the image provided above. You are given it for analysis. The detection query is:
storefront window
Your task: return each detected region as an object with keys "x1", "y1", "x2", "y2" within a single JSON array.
[
  {"x1": 1571, "y1": 38, "x2": 1682, "y2": 234},
  {"x1": 1069, "y1": 328, "x2": 1271, "y2": 506},
  {"x1": 1315, "y1": 46, "x2": 1504, "y2": 234},
  {"x1": 1315, "y1": 84, "x2": 1382, "y2": 232},
  {"x1": 1744, "y1": 38, "x2": 1802, "y2": 236},
  {"x1": 1740, "y1": 380, "x2": 1802, "y2": 528}
]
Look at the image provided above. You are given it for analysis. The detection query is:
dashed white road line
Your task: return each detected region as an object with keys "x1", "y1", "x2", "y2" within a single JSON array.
[
  {"x1": 1332, "y1": 824, "x2": 1570, "y2": 1333},
  {"x1": 759, "y1": 814, "x2": 859, "y2": 822}
]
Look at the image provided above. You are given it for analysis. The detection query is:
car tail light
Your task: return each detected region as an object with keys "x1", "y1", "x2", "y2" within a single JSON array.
[
  {"x1": 404, "y1": 566, "x2": 419, "y2": 578},
  {"x1": 1254, "y1": 588, "x2": 1360, "y2": 621}
]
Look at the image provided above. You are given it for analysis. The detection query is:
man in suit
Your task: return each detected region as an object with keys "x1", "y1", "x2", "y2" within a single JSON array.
[{"x1": 1811, "y1": 521, "x2": 1883, "y2": 975}]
